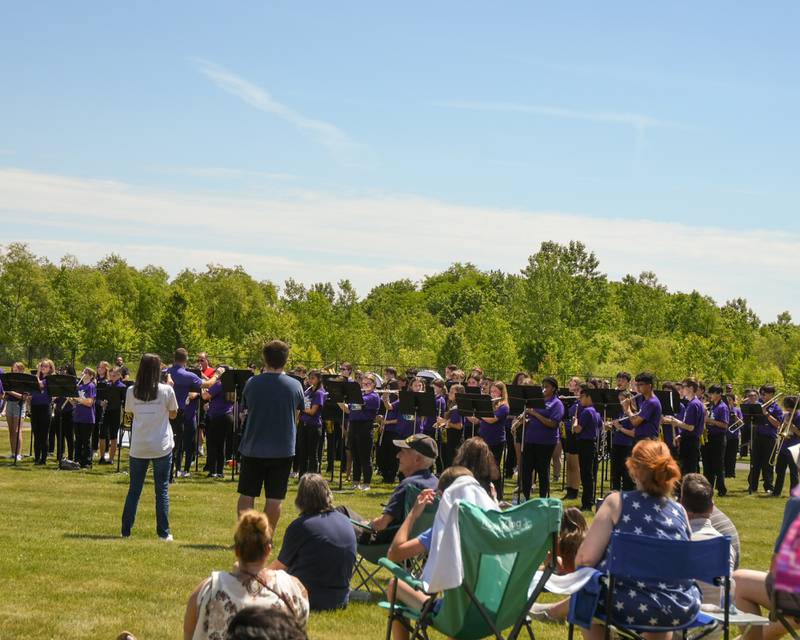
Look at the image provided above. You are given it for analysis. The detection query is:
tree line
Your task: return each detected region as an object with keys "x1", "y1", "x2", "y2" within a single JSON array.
[{"x1": 1, "y1": 241, "x2": 798, "y2": 388}]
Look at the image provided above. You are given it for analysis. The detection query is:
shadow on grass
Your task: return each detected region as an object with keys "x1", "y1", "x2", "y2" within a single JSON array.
[
  {"x1": 63, "y1": 533, "x2": 121, "y2": 540},
  {"x1": 181, "y1": 543, "x2": 231, "y2": 551}
]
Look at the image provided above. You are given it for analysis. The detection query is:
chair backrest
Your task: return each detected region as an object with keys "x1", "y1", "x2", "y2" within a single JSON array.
[
  {"x1": 434, "y1": 498, "x2": 562, "y2": 640},
  {"x1": 606, "y1": 531, "x2": 731, "y2": 585},
  {"x1": 403, "y1": 483, "x2": 440, "y2": 537}
]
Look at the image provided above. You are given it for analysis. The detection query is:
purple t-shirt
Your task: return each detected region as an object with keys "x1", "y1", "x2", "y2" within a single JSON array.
[
  {"x1": 783, "y1": 412, "x2": 800, "y2": 451},
  {"x1": 73, "y1": 381, "x2": 96, "y2": 424},
  {"x1": 383, "y1": 403, "x2": 400, "y2": 433},
  {"x1": 578, "y1": 405, "x2": 602, "y2": 441},
  {"x1": 479, "y1": 403, "x2": 509, "y2": 446},
  {"x1": 524, "y1": 396, "x2": 565, "y2": 445},
  {"x1": 421, "y1": 395, "x2": 447, "y2": 435},
  {"x1": 167, "y1": 365, "x2": 202, "y2": 409},
  {"x1": 300, "y1": 387, "x2": 325, "y2": 428},
  {"x1": 392, "y1": 400, "x2": 416, "y2": 439},
  {"x1": 448, "y1": 406, "x2": 463, "y2": 428},
  {"x1": 348, "y1": 391, "x2": 380, "y2": 423},
  {"x1": 708, "y1": 401, "x2": 730, "y2": 436},
  {"x1": 30, "y1": 378, "x2": 50, "y2": 406},
  {"x1": 565, "y1": 403, "x2": 579, "y2": 437},
  {"x1": 633, "y1": 394, "x2": 662, "y2": 440},
  {"x1": 207, "y1": 380, "x2": 234, "y2": 418},
  {"x1": 612, "y1": 409, "x2": 633, "y2": 446},
  {"x1": 681, "y1": 397, "x2": 705, "y2": 442},
  {"x1": 759, "y1": 402, "x2": 784, "y2": 438}
]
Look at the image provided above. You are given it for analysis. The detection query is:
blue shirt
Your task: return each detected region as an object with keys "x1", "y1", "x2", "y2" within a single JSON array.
[
  {"x1": 278, "y1": 511, "x2": 357, "y2": 611},
  {"x1": 383, "y1": 469, "x2": 438, "y2": 523},
  {"x1": 239, "y1": 372, "x2": 304, "y2": 459},
  {"x1": 418, "y1": 527, "x2": 433, "y2": 552}
]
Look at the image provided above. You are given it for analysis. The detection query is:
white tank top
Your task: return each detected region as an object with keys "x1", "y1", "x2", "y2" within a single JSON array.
[{"x1": 192, "y1": 570, "x2": 309, "y2": 640}]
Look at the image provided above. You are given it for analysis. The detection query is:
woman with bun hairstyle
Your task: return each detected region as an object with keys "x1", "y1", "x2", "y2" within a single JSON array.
[
  {"x1": 573, "y1": 440, "x2": 700, "y2": 637},
  {"x1": 183, "y1": 510, "x2": 309, "y2": 640}
]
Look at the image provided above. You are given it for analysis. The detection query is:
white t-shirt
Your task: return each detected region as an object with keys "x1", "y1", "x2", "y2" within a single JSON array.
[{"x1": 125, "y1": 384, "x2": 178, "y2": 459}]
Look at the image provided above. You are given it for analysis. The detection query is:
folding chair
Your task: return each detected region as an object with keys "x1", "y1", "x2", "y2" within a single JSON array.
[
  {"x1": 771, "y1": 586, "x2": 800, "y2": 640},
  {"x1": 567, "y1": 532, "x2": 735, "y2": 640},
  {"x1": 350, "y1": 484, "x2": 439, "y2": 599},
  {"x1": 380, "y1": 497, "x2": 562, "y2": 640}
]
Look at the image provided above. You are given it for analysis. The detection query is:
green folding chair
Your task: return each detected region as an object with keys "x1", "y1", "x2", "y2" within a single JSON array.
[
  {"x1": 350, "y1": 483, "x2": 439, "y2": 599},
  {"x1": 380, "y1": 497, "x2": 562, "y2": 640}
]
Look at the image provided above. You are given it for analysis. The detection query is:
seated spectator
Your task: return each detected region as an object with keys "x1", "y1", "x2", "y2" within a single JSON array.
[
  {"x1": 556, "y1": 507, "x2": 588, "y2": 575},
  {"x1": 710, "y1": 505, "x2": 741, "y2": 570},
  {"x1": 679, "y1": 473, "x2": 736, "y2": 610},
  {"x1": 452, "y1": 436, "x2": 500, "y2": 499},
  {"x1": 574, "y1": 439, "x2": 700, "y2": 638},
  {"x1": 343, "y1": 434, "x2": 438, "y2": 543},
  {"x1": 270, "y1": 474, "x2": 356, "y2": 611},
  {"x1": 387, "y1": 466, "x2": 473, "y2": 563},
  {"x1": 183, "y1": 510, "x2": 309, "y2": 640},
  {"x1": 734, "y1": 491, "x2": 800, "y2": 640},
  {"x1": 226, "y1": 606, "x2": 307, "y2": 640}
]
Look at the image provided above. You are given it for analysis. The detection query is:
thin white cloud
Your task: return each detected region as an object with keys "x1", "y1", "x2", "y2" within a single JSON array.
[
  {"x1": 146, "y1": 165, "x2": 295, "y2": 181},
  {"x1": 0, "y1": 148, "x2": 14, "y2": 156},
  {"x1": 190, "y1": 57, "x2": 349, "y2": 149},
  {"x1": 0, "y1": 167, "x2": 795, "y2": 322}
]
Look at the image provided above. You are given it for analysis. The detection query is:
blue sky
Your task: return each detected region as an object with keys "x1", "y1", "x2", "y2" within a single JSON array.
[{"x1": 2, "y1": 2, "x2": 799, "y2": 321}]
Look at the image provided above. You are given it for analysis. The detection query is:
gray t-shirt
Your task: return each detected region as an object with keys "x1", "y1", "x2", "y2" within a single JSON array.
[{"x1": 239, "y1": 372, "x2": 304, "y2": 459}]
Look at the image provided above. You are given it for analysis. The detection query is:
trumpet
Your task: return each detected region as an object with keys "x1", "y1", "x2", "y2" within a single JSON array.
[
  {"x1": 771, "y1": 396, "x2": 800, "y2": 467},
  {"x1": 728, "y1": 416, "x2": 744, "y2": 435}
]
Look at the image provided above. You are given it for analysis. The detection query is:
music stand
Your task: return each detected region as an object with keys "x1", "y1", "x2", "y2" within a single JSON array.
[
  {"x1": 655, "y1": 389, "x2": 682, "y2": 416},
  {"x1": 116, "y1": 381, "x2": 134, "y2": 473},
  {"x1": 46, "y1": 375, "x2": 79, "y2": 464},
  {"x1": 325, "y1": 380, "x2": 363, "y2": 490},
  {"x1": 0, "y1": 373, "x2": 39, "y2": 465},
  {"x1": 462, "y1": 386, "x2": 482, "y2": 396},
  {"x1": 221, "y1": 369, "x2": 254, "y2": 481}
]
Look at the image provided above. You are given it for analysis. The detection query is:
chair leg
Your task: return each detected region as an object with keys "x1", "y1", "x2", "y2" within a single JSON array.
[
  {"x1": 777, "y1": 613, "x2": 800, "y2": 640},
  {"x1": 568, "y1": 622, "x2": 575, "y2": 640}
]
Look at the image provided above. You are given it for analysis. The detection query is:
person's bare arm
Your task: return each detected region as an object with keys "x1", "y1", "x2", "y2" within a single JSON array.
[
  {"x1": 575, "y1": 492, "x2": 621, "y2": 568},
  {"x1": 370, "y1": 513, "x2": 394, "y2": 532},
  {"x1": 183, "y1": 578, "x2": 208, "y2": 640}
]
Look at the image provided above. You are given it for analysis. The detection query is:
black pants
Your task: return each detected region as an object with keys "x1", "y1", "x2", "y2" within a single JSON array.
[
  {"x1": 378, "y1": 431, "x2": 400, "y2": 483},
  {"x1": 773, "y1": 448, "x2": 799, "y2": 497},
  {"x1": 56, "y1": 414, "x2": 74, "y2": 461},
  {"x1": 724, "y1": 436, "x2": 739, "y2": 477},
  {"x1": 31, "y1": 404, "x2": 51, "y2": 464},
  {"x1": 326, "y1": 421, "x2": 342, "y2": 472},
  {"x1": 442, "y1": 428, "x2": 463, "y2": 469},
  {"x1": 504, "y1": 425, "x2": 517, "y2": 476},
  {"x1": 679, "y1": 437, "x2": 700, "y2": 475},
  {"x1": 296, "y1": 422, "x2": 322, "y2": 477},
  {"x1": 577, "y1": 439, "x2": 598, "y2": 509},
  {"x1": 91, "y1": 420, "x2": 100, "y2": 452},
  {"x1": 610, "y1": 444, "x2": 633, "y2": 491},
  {"x1": 74, "y1": 422, "x2": 93, "y2": 468},
  {"x1": 750, "y1": 433, "x2": 775, "y2": 493},
  {"x1": 207, "y1": 412, "x2": 233, "y2": 475},
  {"x1": 521, "y1": 443, "x2": 556, "y2": 499},
  {"x1": 703, "y1": 434, "x2": 727, "y2": 496},
  {"x1": 489, "y1": 443, "x2": 505, "y2": 501},
  {"x1": 349, "y1": 420, "x2": 374, "y2": 485}
]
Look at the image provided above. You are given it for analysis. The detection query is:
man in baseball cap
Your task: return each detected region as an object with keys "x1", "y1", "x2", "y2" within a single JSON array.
[{"x1": 346, "y1": 434, "x2": 438, "y2": 544}]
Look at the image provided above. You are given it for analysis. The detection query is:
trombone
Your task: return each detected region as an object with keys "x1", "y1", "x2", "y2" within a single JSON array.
[{"x1": 770, "y1": 395, "x2": 800, "y2": 468}]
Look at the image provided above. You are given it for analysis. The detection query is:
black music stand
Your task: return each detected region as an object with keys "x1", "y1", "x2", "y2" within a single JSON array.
[
  {"x1": 321, "y1": 384, "x2": 345, "y2": 477},
  {"x1": 116, "y1": 381, "x2": 134, "y2": 473},
  {"x1": 655, "y1": 389, "x2": 682, "y2": 416},
  {"x1": 0, "y1": 373, "x2": 39, "y2": 465},
  {"x1": 46, "y1": 375, "x2": 79, "y2": 464},
  {"x1": 463, "y1": 386, "x2": 482, "y2": 396},
  {"x1": 326, "y1": 379, "x2": 362, "y2": 490},
  {"x1": 221, "y1": 369, "x2": 254, "y2": 481}
]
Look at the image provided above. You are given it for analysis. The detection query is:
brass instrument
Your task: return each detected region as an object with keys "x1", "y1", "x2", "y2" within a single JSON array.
[
  {"x1": 770, "y1": 395, "x2": 800, "y2": 468},
  {"x1": 762, "y1": 393, "x2": 784, "y2": 411},
  {"x1": 728, "y1": 416, "x2": 744, "y2": 435},
  {"x1": 510, "y1": 412, "x2": 525, "y2": 434}
]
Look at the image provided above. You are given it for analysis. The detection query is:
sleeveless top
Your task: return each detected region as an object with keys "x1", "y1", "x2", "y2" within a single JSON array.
[
  {"x1": 193, "y1": 570, "x2": 309, "y2": 640},
  {"x1": 597, "y1": 491, "x2": 701, "y2": 628}
]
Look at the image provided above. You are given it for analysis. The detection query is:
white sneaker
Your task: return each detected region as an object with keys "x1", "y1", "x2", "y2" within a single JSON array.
[
  {"x1": 361, "y1": 485, "x2": 371, "y2": 492},
  {"x1": 160, "y1": 534, "x2": 174, "y2": 542},
  {"x1": 16, "y1": 454, "x2": 23, "y2": 462},
  {"x1": 289, "y1": 471, "x2": 299, "y2": 479}
]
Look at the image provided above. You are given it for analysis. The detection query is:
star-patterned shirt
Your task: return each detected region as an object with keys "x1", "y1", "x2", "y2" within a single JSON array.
[{"x1": 596, "y1": 490, "x2": 701, "y2": 629}]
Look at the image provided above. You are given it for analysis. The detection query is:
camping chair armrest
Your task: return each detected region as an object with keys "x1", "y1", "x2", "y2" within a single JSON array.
[
  {"x1": 378, "y1": 558, "x2": 425, "y2": 592},
  {"x1": 350, "y1": 519, "x2": 375, "y2": 532}
]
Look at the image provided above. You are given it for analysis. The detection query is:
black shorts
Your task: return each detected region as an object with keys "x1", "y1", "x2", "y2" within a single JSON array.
[
  {"x1": 101, "y1": 410, "x2": 121, "y2": 440},
  {"x1": 562, "y1": 434, "x2": 579, "y2": 455},
  {"x1": 237, "y1": 456, "x2": 293, "y2": 500}
]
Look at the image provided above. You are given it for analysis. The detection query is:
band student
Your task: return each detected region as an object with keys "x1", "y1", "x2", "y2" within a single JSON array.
[
  {"x1": 339, "y1": 373, "x2": 380, "y2": 492},
  {"x1": 30, "y1": 359, "x2": 55, "y2": 466},
  {"x1": 750, "y1": 384, "x2": 783, "y2": 494},
  {"x1": 663, "y1": 377, "x2": 705, "y2": 475},
  {"x1": 166, "y1": 348, "x2": 223, "y2": 479},
  {"x1": 704, "y1": 384, "x2": 729, "y2": 497},
  {"x1": 98, "y1": 367, "x2": 126, "y2": 465},
  {"x1": 609, "y1": 389, "x2": 635, "y2": 491},
  {"x1": 562, "y1": 376, "x2": 582, "y2": 500},
  {"x1": 574, "y1": 384, "x2": 602, "y2": 512},
  {"x1": 611, "y1": 372, "x2": 662, "y2": 444},
  {"x1": 70, "y1": 367, "x2": 97, "y2": 469},
  {"x1": 437, "y1": 382, "x2": 465, "y2": 470},
  {"x1": 521, "y1": 376, "x2": 564, "y2": 500},
  {"x1": 4, "y1": 362, "x2": 27, "y2": 461},
  {"x1": 467, "y1": 380, "x2": 509, "y2": 500},
  {"x1": 772, "y1": 396, "x2": 800, "y2": 497},
  {"x1": 295, "y1": 370, "x2": 325, "y2": 479}
]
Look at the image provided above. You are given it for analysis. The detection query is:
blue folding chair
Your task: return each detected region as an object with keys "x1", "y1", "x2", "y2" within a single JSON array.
[{"x1": 568, "y1": 531, "x2": 733, "y2": 640}]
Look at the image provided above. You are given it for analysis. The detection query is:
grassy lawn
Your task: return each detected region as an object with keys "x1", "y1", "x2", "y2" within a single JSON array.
[{"x1": 0, "y1": 429, "x2": 787, "y2": 640}]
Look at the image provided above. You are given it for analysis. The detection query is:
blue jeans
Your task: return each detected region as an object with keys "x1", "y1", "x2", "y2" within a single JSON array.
[{"x1": 121, "y1": 453, "x2": 172, "y2": 538}]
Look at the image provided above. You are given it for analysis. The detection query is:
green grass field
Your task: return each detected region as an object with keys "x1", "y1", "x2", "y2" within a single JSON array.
[{"x1": 0, "y1": 428, "x2": 787, "y2": 640}]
